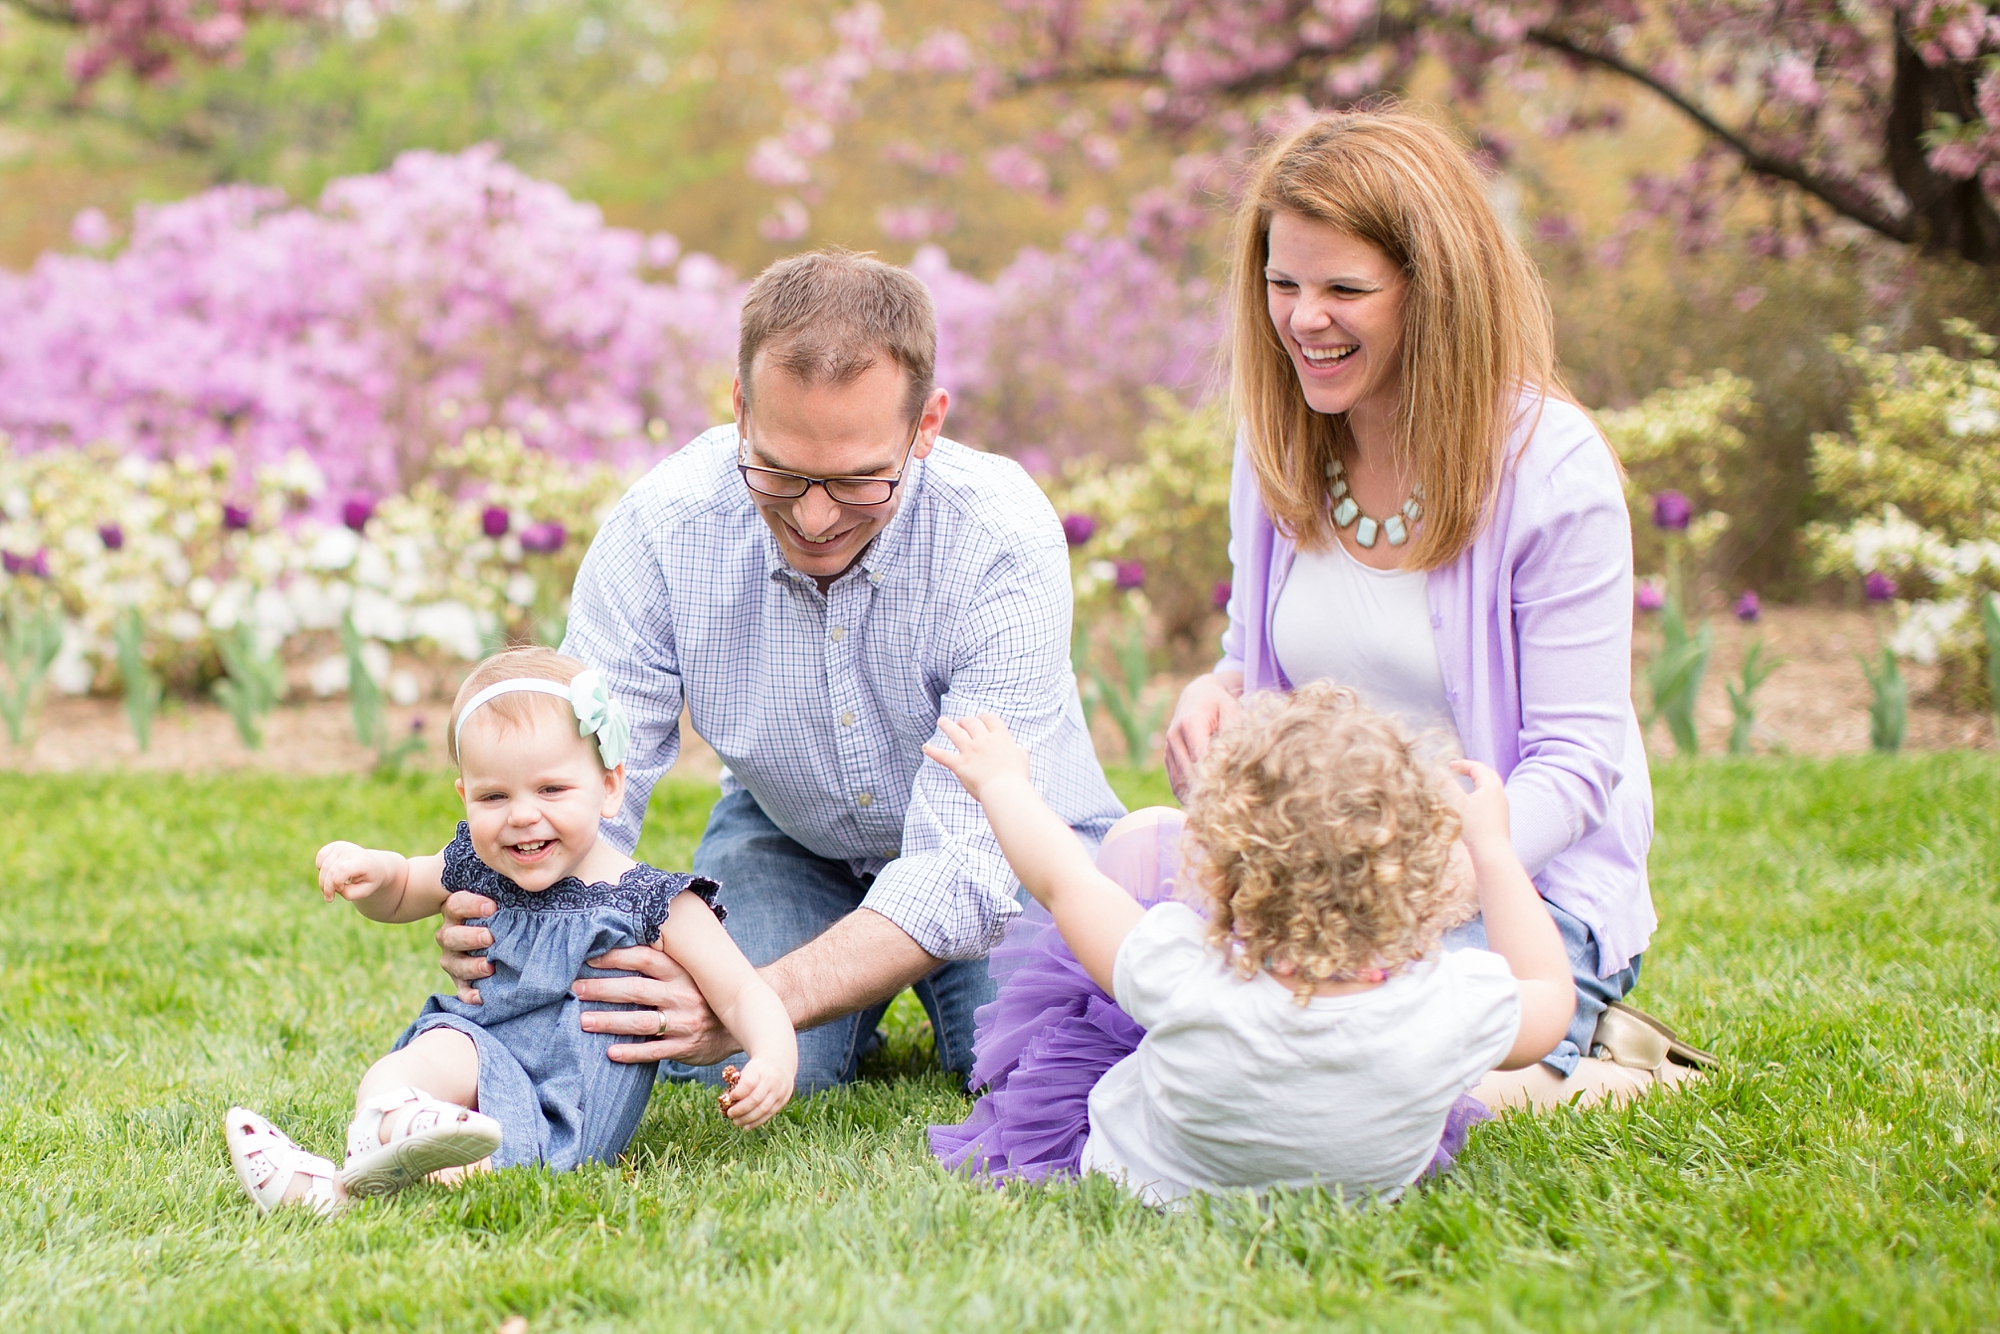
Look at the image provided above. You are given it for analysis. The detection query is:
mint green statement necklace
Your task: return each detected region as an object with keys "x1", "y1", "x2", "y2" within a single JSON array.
[{"x1": 1327, "y1": 456, "x2": 1423, "y2": 549}]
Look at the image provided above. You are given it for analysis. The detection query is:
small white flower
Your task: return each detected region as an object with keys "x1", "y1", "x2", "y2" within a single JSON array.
[
  {"x1": 187, "y1": 576, "x2": 218, "y2": 610},
  {"x1": 354, "y1": 543, "x2": 393, "y2": 590},
  {"x1": 360, "y1": 640, "x2": 392, "y2": 686},
  {"x1": 165, "y1": 611, "x2": 204, "y2": 642},
  {"x1": 48, "y1": 621, "x2": 96, "y2": 695},
  {"x1": 1889, "y1": 597, "x2": 1974, "y2": 665},
  {"x1": 409, "y1": 600, "x2": 483, "y2": 660},
  {"x1": 273, "y1": 452, "x2": 327, "y2": 498},
  {"x1": 350, "y1": 587, "x2": 410, "y2": 642},
  {"x1": 308, "y1": 526, "x2": 363, "y2": 571},
  {"x1": 505, "y1": 571, "x2": 538, "y2": 607},
  {"x1": 251, "y1": 585, "x2": 298, "y2": 637},
  {"x1": 205, "y1": 580, "x2": 251, "y2": 631},
  {"x1": 288, "y1": 577, "x2": 353, "y2": 631},
  {"x1": 389, "y1": 670, "x2": 422, "y2": 706},
  {"x1": 1947, "y1": 387, "x2": 2000, "y2": 437},
  {"x1": 309, "y1": 654, "x2": 350, "y2": 697}
]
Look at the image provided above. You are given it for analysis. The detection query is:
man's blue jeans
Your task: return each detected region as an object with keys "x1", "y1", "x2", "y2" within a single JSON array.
[{"x1": 661, "y1": 789, "x2": 998, "y2": 1094}]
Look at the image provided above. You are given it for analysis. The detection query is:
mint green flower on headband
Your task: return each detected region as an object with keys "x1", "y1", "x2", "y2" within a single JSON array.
[{"x1": 567, "y1": 669, "x2": 629, "y2": 769}]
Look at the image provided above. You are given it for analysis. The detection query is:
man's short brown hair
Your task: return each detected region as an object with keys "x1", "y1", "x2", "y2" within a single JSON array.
[{"x1": 737, "y1": 248, "x2": 937, "y2": 422}]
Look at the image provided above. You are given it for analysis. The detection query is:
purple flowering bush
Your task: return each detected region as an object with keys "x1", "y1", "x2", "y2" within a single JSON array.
[
  {"x1": 2, "y1": 147, "x2": 1211, "y2": 508},
  {"x1": 915, "y1": 236, "x2": 1217, "y2": 466},
  {"x1": 0, "y1": 147, "x2": 742, "y2": 502}
]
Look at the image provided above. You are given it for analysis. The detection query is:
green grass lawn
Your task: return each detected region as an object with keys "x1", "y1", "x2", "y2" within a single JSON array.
[{"x1": 1, "y1": 756, "x2": 1996, "y2": 1331}]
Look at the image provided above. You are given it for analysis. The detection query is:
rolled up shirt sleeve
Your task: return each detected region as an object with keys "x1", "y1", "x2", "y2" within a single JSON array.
[
  {"x1": 561, "y1": 494, "x2": 686, "y2": 857},
  {"x1": 861, "y1": 536, "x2": 1119, "y2": 960},
  {"x1": 1504, "y1": 438, "x2": 1636, "y2": 879}
]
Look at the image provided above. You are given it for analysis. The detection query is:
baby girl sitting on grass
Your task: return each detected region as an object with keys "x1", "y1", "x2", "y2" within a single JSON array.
[{"x1": 225, "y1": 646, "x2": 796, "y2": 1215}]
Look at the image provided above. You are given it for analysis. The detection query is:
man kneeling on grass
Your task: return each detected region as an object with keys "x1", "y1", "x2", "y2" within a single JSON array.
[{"x1": 435, "y1": 248, "x2": 1126, "y2": 1096}]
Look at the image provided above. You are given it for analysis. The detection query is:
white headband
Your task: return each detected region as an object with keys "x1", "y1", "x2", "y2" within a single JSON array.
[{"x1": 454, "y1": 670, "x2": 630, "y2": 769}]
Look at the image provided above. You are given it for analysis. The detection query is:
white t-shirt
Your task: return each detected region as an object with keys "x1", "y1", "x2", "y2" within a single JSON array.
[
  {"x1": 1268, "y1": 539, "x2": 1463, "y2": 752},
  {"x1": 1078, "y1": 902, "x2": 1520, "y2": 1206}
]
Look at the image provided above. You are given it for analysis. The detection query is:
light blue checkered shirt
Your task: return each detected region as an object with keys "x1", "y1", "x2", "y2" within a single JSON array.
[{"x1": 563, "y1": 425, "x2": 1126, "y2": 960}]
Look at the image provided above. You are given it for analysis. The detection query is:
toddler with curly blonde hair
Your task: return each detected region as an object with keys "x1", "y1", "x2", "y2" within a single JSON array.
[{"x1": 927, "y1": 682, "x2": 1575, "y2": 1204}]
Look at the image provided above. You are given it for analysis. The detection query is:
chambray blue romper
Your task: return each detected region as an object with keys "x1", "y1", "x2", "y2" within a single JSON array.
[{"x1": 395, "y1": 823, "x2": 724, "y2": 1172}]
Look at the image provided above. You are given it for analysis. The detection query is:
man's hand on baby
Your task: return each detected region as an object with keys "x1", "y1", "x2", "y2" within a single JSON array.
[
  {"x1": 573, "y1": 947, "x2": 744, "y2": 1066},
  {"x1": 716, "y1": 1060, "x2": 792, "y2": 1129},
  {"x1": 1445, "y1": 759, "x2": 1511, "y2": 852},
  {"x1": 436, "y1": 890, "x2": 500, "y2": 1004},
  {"x1": 923, "y1": 714, "x2": 1031, "y2": 801},
  {"x1": 315, "y1": 841, "x2": 403, "y2": 904}
]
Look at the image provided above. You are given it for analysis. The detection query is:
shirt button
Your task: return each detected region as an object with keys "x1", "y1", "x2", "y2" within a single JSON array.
[
  {"x1": 1430, "y1": 612, "x2": 1443, "y2": 628},
  {"x1": 856, "y1": 792, "x2": 874, "y2": 807},
  {"x1": 840, "y1": 710, "x2": 855, "y2": 727},
  {"x1": 830, "y1": 626, "x2": 846, "y2": 642},
  {"x1": 882, "y1": 848, "x2": 898, "y2": 858}
]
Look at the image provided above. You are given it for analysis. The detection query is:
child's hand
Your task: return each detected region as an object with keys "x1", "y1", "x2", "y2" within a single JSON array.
[
  {"x1": 316, "y1": 841, "x2": 405, "y2": 905},
  {"x1": 1445, "y1": 760, "x2": 1511, "y2": 854},
  {"x1": 716, "y1": 1059, "x2": 792, "y2": 1130},
  {"x1": 923, "y1": 714, "x2": 1032, "y2": 803}
]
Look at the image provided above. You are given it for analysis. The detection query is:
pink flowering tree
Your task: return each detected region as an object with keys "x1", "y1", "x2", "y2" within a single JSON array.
[
  {"x1": 4, "y1": 0, "x2": 324, "y2": 84},
  {"x1": 750, "y1": 1, "x2": 2000, "y2": 266},
  {"x1": 0, "y1": 146, "x2": 744, "y2": 500}
]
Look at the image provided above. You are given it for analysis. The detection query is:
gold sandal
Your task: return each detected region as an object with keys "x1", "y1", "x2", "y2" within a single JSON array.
[{"x1": 1590, "y1": 1001, "x2": 1719, "y2": 1072}]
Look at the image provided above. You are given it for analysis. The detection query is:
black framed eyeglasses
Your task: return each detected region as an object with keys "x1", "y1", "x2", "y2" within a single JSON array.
[{"x1": 736, "y1": 421, "x2": 921, "y2": 507}]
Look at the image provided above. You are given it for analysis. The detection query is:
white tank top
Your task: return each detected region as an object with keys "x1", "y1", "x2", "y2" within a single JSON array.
[{"x1": 1269, "y1": 539, "x2": 1463, "y2": 753}]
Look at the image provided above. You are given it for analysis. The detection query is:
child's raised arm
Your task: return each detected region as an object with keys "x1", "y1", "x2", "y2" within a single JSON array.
[
  {"x1": 1446, "y1": 760, "x2": 1577, "y2": 1069},
  {"x1": 924, "y1": 714, "x2": 1142, "y2": 995},
  {"x1": 656, "y1": 896, "x2": 797, "y2": 1128},
  {"x1": 316, "y1": 842, "x2": 449, "y2": 924}
]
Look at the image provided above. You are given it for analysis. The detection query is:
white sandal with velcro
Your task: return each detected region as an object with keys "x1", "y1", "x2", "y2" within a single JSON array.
[
  {"x1": 339, "y1": 1086, "x2": 502, "y2": 1198},
  {"x1": 225, "y1": 1107, "x2": 345, "y2": 1217}
]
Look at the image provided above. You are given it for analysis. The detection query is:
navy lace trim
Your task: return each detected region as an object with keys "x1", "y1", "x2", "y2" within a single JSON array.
[{"x1": 442, "y1": 822, "x2": 723, "y2": 941}]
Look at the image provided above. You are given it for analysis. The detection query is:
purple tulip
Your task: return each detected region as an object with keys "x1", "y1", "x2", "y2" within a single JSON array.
[
  {"x1": 1635, "y1": 579, "x2": 1665, "y2": 613},
  {"x1": 342, "y1": 497, "x2": 375, "y2": 532},
  {"x1": 1651, "y1": 490, "x2": 1693, "y2": 532},
  {"x1": 1061, "y1": 513, "x2": 1096, "y2": 547},
  {"x1": 222, "y1": 502, "x2": 253, "y2": 531},
  {"x1": 519, "y1": 521, "x2": 567, "y2": 554},
  {"x1": 1113, "y1": 560, "x2": 1145, "y2": 591},
  {"x1": 1732, "y1": 590, "x2": 1761, "y2": 622},
  {"x1": 1211, "y1": 579, "x2": 1232, "y2": 611},
  {"x1": 3, "y1": 548, "x2": 50, "y2": 579},
  {"x1": 481, "y1": 505, "x2": 511, "y2": 539},
  {"x1": 1864, "y1": 570, "x2": 1897, "y2": 603},
  {"x1": 98, "y1": 523, "x2": 124, "y2": 551}
]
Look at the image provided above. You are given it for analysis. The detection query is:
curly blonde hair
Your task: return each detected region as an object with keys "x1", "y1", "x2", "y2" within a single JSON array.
[{"x1": 1182, "y1": 682, "x2": 1464, "y2": 1003}]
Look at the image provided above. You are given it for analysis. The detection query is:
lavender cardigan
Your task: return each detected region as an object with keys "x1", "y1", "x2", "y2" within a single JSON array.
[{"x1": 1217, "y1": 397, "x2": 1657, "y2": 977}]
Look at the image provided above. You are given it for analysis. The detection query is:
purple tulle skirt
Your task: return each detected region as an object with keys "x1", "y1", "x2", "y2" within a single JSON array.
[{"x1": 928, "y1": 808, "x2": 1491, "y2": 1187}]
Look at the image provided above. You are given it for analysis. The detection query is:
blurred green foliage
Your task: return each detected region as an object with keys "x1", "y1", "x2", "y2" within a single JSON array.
[{"x1": 1542, "y1": 233, "x2": 2000, "y2": 597}]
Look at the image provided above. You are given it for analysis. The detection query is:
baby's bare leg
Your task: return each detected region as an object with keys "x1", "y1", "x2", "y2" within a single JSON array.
[{"x1": 355, "y1": 1028, "x2": 491, "y2": 1177}]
